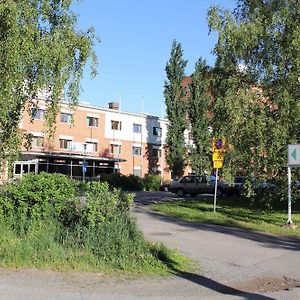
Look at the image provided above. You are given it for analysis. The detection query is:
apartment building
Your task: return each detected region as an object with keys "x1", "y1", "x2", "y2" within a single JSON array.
[{"x1": 17, "y1": 94, "x2": 171, "y2": 181}]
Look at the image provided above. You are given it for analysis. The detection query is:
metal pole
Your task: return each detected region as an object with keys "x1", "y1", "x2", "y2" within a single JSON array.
[
  {"x1": 287, "y1": 166, "x2": 293, "y2": 224},
  {"x1": 141, "y1": 96, "x2": 144, "y2": 177},
  {"x1": 160, "y1": 103, "x2": 164, "y2": 185},
  {"x1": 83, "y1": 144, "x2": 86, "y2": 183},
  {"x1": 213, "y1": 168, "x2": 219, "y2": 213}
]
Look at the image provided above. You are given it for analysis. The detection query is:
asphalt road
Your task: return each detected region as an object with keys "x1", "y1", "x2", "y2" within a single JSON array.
[{"x1": 0, "y1": 191, "x2": 299, "y2": 299}]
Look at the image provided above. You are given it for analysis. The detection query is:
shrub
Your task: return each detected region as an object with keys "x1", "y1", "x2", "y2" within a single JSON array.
[
  {"x1": 143, "y1": 174, "x2": 161, "y2": 191},
  {"x1": 0, "y1": 172, "x2": 186, "y2": 273},
  {"x1": 0, "y1": 172, "x2": 79, "y2": 232},
  {"x1": 83, "y1": 181, "x2": 134, "y2": 227},
  {"x1": 100, "y1": 173, "x2": 144, "y2": 191}
]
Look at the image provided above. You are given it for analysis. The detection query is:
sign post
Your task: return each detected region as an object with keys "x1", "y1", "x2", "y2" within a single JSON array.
[
  {"x1": 213, "y1": 168, "x2": 219, "y2": 213},
  {"x1": 82, "y1": 143, "x2": 87, "y2": 183},
  {"x1": 287, "y1": 144, "x2": 300, "y2": 227},
  {"x1": 212, "y1": 138, "x2": 225, "y2": 212},
  {"x1": 287, "y1": 166, "x2": 292, "y2": 224}
]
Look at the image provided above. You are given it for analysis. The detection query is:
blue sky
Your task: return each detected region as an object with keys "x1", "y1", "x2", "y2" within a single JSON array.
[{"x1": 73, "y1": 0, "x2": 236, "y2": 116}]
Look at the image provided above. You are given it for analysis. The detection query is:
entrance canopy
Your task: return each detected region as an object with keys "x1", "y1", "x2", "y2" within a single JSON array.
[{"x1": 15, "y1": 151, "x2": 126, "y2": 180}]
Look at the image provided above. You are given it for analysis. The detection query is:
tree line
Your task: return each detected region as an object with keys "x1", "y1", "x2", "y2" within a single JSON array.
[{"x1": 164, "y1": 0, "x2": 300, "y2": 192}]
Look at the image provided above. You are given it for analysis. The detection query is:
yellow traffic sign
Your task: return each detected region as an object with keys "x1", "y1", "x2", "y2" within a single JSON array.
[
  {"x1": 213, "y1": 152, "x2": 224, "y2": 162},
  {"x1": 213, "y1": 160, "x2": 223, "y2": 169}
]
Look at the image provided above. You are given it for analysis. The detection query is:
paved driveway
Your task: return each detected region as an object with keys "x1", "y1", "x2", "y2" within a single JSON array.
[{"x1": 135, "y1": 191, "x2": 300, "y2": 299}]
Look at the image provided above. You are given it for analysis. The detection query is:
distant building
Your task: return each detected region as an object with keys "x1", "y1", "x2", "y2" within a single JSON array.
[{"x1": 17, "y1": 95, "x2": 173, "y2": 181}]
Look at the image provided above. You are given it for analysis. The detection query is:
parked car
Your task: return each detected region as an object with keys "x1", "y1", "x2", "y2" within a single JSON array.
[
  {"x1": 233, "y1": 176, "x2": 277, "y2": 194},
  {"x1": 168, "y1": 175, "x2": 237, "y2": 197}
]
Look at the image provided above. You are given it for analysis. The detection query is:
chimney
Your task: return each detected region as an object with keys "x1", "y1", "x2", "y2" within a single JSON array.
[{"x1": 108, "y1": 102, "x2": 119, "y2": 110}]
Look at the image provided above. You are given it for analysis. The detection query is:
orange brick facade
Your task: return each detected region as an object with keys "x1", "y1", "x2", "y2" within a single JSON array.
[{"x1": 19, "y1": 98, "x2": 173, "y2": 181}]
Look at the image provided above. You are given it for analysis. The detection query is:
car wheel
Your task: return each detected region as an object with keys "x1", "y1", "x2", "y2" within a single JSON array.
[
  {"x1": 217, "y1": 187, "x2": 224, "y2": 197},
  {"x1": 176, "y1": 188, "x2": 185, "y2": 197}
]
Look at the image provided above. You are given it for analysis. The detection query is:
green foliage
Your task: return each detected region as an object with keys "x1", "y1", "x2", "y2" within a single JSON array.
[
  {"x1": 206, "y1": 0, "x2": 300, "y2": 190},
  {"x1": 0, "y1": 172, "x2": 188, "y2": 273},
  {"x1": 100, "y1": 173, "x2": 144, "y2": 191},
  {"x1": 0, "y1": 0, "x2": 97, "y2": 162},
  {"x1": 0, "y1": 172, "x2": 79, "y2": 232},
  {"x1": 188, "y1": 58, "x2": 212, "y2": 174},
  {"x1": 164, "y1": 40, "x2": 188, "y2": 177},
  {"x1": 83, "y1": 181, "x2": 133, "y2": 227},
  {"x1": 143, "y1": 174, "x2": 162, "y2": 191}
]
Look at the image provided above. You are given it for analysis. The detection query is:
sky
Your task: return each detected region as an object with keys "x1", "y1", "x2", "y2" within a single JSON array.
[{"x1": 73, "y1": 0, "x2": 237, "y2": 117}]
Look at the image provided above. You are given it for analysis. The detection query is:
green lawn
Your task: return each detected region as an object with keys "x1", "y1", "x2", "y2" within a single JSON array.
[{"x1": 150, "y1": 197, "x2": 300, "y2": 237}]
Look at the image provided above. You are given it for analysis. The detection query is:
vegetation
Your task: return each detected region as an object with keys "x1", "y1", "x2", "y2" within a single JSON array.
[
  {"x1": 187, "y1": 58, "x2": 212, "y2": 174},
  {"x1": 99, "y1": 173, "x2": 144, "y2": 191},
  {"x1": 164, "y1": 40, "x2": 188, "y2": 178},
  {"x1": 0, "y1": 173, "x2": 192, "y2": 274},
  {"x1": 206, "y1": 0, "x2": 300, "y2": 184},
  {"x1": 151, "y1": 197, "x2": 300, "y2": 237},
  {"x1": 0, "y1": 0, "x2": 97, "y2": 163},
  {"x1": 98, "y1": 173, "x2": 162, "y2": 192},
  {"x1": 163, "y1": 1, "x2": 300, "y2": 204},
  {"x1": 143, "y1": 174, "x2": 162, "y2": 191}
]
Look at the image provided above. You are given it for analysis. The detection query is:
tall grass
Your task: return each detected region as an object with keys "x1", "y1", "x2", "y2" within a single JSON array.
[{"x1": 0, "y1": 174, "x2": 192, "y2": 274}]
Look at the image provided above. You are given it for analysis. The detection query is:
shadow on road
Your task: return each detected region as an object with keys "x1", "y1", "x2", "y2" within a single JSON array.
[
  {"x1": 135, "y1": 204, "x2": 300, "y2": 252},
  {"x1": 174, "y1": 270, "x2": 275, "y2": 300}
]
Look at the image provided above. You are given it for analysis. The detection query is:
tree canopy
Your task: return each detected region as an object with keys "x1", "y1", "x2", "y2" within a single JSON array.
[
  {"x1": 0, "y1": 0, "x2": 97, "y2": 161},
  {"x1": 207, "y1": 0, "x2": 300, "y2": 182},
  {"x1": 164, "y1": 40, "x2": 187, "y2": 177},
  {"x1": 187, "y1": 58, "x2": 212, "y2": 174}
]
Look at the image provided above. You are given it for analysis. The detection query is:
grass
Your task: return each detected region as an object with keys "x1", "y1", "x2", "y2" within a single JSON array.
[
  {"x1": 150, "y1": 196, "x2": 300, "y2": 237},
  {"x1": 0, "y1": 174, "x2": 195, "y2": 275},
  {"x1": 0, "y1": 217, "x2": 194, "y2": 275}
]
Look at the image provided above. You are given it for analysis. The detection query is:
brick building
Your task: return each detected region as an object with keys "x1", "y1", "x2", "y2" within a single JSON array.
[{"x1": 16, "y1": 93, "x2": 174, "y2": 181}]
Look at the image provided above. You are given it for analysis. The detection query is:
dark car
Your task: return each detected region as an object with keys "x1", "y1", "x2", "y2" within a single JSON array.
[{"x1": 168, "y1": 175, "x2": 237, "y2": 197}]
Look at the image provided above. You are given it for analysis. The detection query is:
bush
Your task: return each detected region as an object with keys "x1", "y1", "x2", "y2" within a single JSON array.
[
  {"x1": 0, "y1": 172, "x2": 184, "y2": 273},
  {"x1": 0, "y1": 172, "x2": 79, "y2": 232},
  {"x1": 99, "y1": 173, "x2": 144, "y2": 191},
  {"x1": 245, "y1": 176, "x2": 300, "y2": 210},
  {"x1": 83, "y1": 181, "x2": 134, "y2": 227},
  {"x1": 143, "y1": 174, "x2": 161, "y2": 191}
]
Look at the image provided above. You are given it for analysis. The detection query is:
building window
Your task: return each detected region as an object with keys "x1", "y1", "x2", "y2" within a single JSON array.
[
  {"x1": 87, "y1": 116, "x2": 99, "y2": 127},
  {"x1": 32, "y1": 136, "x2": 44, "y2": 148},
  {"x1": 152, "y1": 148, "x2": 161, "y2": 158},
  {"x1": 59, "y1": 139, "x2": 72, "y2": 150},
  {"x1": 32, "y1": 108, "x2": 45, "y2": 120},
  {"x1": 111, "y1": 120, "x2": 122, "y2": 130},
  {"x1": 60, "y1": 112, "x2": 72, "y2": 124},
  {"x1": 153, "y1": 126, "x2": 161, "y2": 136},
  {"x1": 132, "y1": 146, "x2": 141, "y2": 156},
  {"x1": 110, "y1": 144, "x2": 121, "y2": 155},
  {"x1": 133, "y1": 168, "x2": 141, "y2": 177},
  {"x1": 133, "y1": 123, "x2": 142, "y2": 133},
  {"x1": 86, "y1": 141, "x2": 98, "y2": 152}
]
